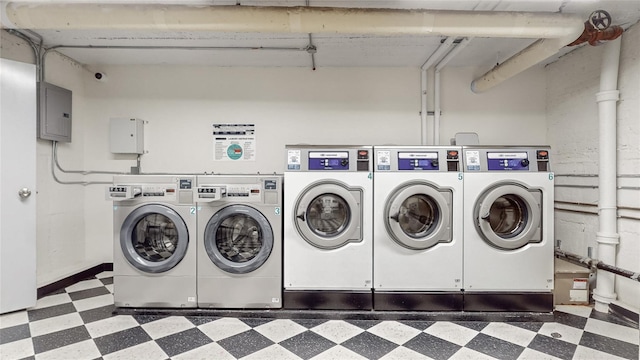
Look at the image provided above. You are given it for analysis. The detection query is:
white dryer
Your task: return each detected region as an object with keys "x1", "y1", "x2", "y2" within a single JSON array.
[
  {"x1": 284, "y1": 145, "x2": 373, "y2": 310},
  {"x1": 108, "y1": 175, "x2": 197, "y2": 308},
  {"x1": 195, "y1": 175, "x2": 283, "y2": 309},
  {"x1": 462, "y1": 146, "x2": 554, "y2": 311},
  {"x1": 373, "y1": 146, "x2": 463, "y2": 311}
]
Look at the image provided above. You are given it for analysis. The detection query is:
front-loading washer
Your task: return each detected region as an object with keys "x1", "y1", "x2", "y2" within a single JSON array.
[
  {"x1": 196, "y1": 174, "x2": 283, "y2": 309},
  {"x1": 373, "y1": 146, "x2": 463, "y2": 311},
  {"x1": 284, "y1": 145, "x2": 373, "y2": 310},
  {"x1": 462, "y1": 146, "x2": 554, "y2": 311},
  {"x1": 108, "y1": 175, "x2": 197, "y2": 308}
]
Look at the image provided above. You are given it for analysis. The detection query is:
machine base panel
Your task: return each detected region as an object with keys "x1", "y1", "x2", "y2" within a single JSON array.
[
  {"x1": 374, "y1": 291, "x2": 463, "y2": 311},
  {"x1": 283, "y1": 290, "x2": 372, "y2": 310},
  {"x1": 464, "y1": 292, "x2": 554, "y2": 312}
]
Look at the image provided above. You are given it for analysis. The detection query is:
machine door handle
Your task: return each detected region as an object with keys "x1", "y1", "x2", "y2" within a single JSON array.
[
  {"x1": 389, "y1": 213, "x2": 399, "y2": 223},
  {"x1": 296, "y1": 213, "x2": 305, "y2": 222},
  {"x1": 480, "y1": 212, "x2": 490, "y2": 222},
  {"x1": 18, "y1": 188, "x2": 32, "y2": 199}
]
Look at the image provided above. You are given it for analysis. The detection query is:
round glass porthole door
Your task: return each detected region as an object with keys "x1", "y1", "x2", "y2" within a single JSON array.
[
  {"x1": 294, "y1": 181, "x2": 362, "y2": 249},
  {"x1": 385, "y1": 182, "x2": 452, "y2": 250},
  {"x1": 120, "y1": 204, "x2": 189, "y2": 273},
  {"x1": 474, "y1": 183, "x2": 542, "y2": 250},
  {"x1": 204, "y1": 205, "x2": 273, "y2": 274}
]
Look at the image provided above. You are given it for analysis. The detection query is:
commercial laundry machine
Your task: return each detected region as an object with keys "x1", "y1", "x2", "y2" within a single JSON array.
[
  {"x1": 108, "y1": 175, "x2": 197, "y2": 308},
  {"x1": 373, "y1": 146, "x2": 463, "y2": 311},
  {"x1": 284, "y1": 145, "x2": 373, "y2": 309},
  {"x1": 462, "y1": 146, "x2": 554, "y2": 311},
  {"x1": 196, "y1": 175, "x2": 283, "y2": 309}
]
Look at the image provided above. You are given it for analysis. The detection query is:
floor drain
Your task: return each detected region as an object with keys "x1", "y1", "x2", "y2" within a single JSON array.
[{"x1": 551, "y1": 332, "x2": 563, "y2": 339}]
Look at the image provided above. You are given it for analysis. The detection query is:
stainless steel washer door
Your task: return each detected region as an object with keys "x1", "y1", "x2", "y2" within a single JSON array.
[
  {"x1": 385, "y1": 182, "x2": 452, "y2": 250},
  {"x1": 204, "y1": 205, "x2": 274, "y2": 274},
  {"x1": 120, "y1": 204, "x2": 189, "y2": 273},
  {"x1": 474, "y1": 183, "x2": 542, "y2": 250},
  {"x1": 294, "y1": 181, "x2": 363, "y2": 249}
]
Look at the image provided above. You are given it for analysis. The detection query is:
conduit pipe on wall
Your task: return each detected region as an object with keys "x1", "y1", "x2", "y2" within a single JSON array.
[
  {"x1": 592, "y1": 37, "x2": 622, "y2": 314},
  {"x1": 420, "y1": 37, "x2": 455, "y2": 145},
  {"x1": 433, "y1": 38, "x2": 473, "y2": 145}
]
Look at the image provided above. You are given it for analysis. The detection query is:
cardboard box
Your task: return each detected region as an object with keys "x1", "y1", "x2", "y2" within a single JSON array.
[{"x1": 554, "y1": 258, "x2": 591, "y2": 305}]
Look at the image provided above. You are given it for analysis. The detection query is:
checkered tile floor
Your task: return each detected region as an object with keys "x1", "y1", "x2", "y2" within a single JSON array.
[{"x1": 1, "y1": 272, "x2": 638, "y2": 360}]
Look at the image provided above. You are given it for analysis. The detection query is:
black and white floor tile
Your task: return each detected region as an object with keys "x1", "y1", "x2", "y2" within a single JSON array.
[{"x1": 1, "y1": 272, "x2": 638, "y2": 360}]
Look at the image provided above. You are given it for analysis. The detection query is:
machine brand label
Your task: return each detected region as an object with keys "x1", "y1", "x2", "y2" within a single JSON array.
[
  {"x1": 309, "y1": 151, "x2": 348, "y2": 158},
  {"x1": 398, "y1": 152, "x2": 437, "y2": 159},
  {"x1": 487, "y1": 152, "x2": 527, "y2": 159},
  {"x1": 187, "y1": 297, "x2": 196, "y2": 302}
]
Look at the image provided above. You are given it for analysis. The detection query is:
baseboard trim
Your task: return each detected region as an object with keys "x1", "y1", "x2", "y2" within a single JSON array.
[
  {"x1": 37, "y1": 263, "x2": 113, "y2": 299},
  {"x1": 609, "y1": 301, "x2": 639, "y2": 325}
]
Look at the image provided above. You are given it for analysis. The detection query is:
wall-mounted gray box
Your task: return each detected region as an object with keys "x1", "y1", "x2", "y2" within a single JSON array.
[
  {"x1": 39, "y1": 82, "x2": 72, "y2": 142},
  {"x1": 110, "y1": 118, "x2": 145, "y2": 154}
]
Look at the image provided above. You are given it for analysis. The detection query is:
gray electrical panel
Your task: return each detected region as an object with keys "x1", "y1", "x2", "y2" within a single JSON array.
[
  {"x1": 110, "y1": 118, "x2": 145, "y2": 154},
  {"x1": 39, "y1": 82, "x2": 72, "y2": 142}
]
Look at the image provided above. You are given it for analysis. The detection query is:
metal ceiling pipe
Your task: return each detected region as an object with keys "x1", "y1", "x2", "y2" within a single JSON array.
[{"x1": 4, "y1": 3, "x2": 584, "y2": 39}]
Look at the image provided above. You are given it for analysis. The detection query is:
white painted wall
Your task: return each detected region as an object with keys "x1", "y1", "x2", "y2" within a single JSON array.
[
  {"x1": 440, "y1": 66, "x2": 547, "y2": 145},
  {"x1": 547, "y1": 22, "x2": 640, "y2": 309}
]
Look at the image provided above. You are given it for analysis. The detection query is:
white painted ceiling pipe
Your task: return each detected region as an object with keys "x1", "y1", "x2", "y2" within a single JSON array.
[
  {"x1": 4, "y1": 3, "x2": 584, "y2": 92},
  {"x1": 470, "y1": 34, "x2": 581, "y2": 93},
  {"x1": 4, "y1": 3, "x2": 583, "y2": 38}
]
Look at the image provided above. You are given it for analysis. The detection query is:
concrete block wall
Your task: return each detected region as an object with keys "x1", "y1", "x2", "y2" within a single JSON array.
[{"x1": 547, "y1": 22, "x2": 640, "y2": 310}]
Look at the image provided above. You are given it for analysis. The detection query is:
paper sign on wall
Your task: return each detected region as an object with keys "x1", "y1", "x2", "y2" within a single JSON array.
[{"x1": 213, "y1": 124, "x2": 256, "y2": 161}]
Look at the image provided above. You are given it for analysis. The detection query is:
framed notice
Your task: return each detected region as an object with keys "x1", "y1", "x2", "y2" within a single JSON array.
[{"x1": 213, "y1": 124, "x2": 256, "y2": 161}]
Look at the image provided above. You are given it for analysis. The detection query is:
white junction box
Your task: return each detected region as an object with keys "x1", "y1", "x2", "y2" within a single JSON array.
[{"x1": 110, "y1": 118, "x2": 144, "y2": 154}]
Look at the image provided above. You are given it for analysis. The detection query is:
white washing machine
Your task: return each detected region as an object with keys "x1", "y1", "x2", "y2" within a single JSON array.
[
  {"x1": 373, "y1": 146, "x2": 463, "y2": 311},
  {"x1": 108, "y1": 175, "x2": 197, "y2": 308},
  {"x1": 462, "y1": 146, "x2": 554, "y2": 311},
  {"x1": 195, "y1": 175, "x2": 283, "y2": 309},
  {"x1": 284, "y1": 145, "x2": 373, "y2": 310}
]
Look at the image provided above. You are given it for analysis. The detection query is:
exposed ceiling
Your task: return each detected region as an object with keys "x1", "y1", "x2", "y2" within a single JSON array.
[{"x1": 2, "y1": 0, "x2": 640, "y2": 71}]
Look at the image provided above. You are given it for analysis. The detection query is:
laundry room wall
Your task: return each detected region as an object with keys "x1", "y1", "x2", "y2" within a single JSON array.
[
  {"x1": 440, "y1": 66, "x2": 547, "y2": 145},
  {"x1": 81, "y1": 64, "x2": 547, "y2": 264},
  {"x1": 1, "y1": 31, "x2": 93, "y2": 287},
  {"x1": 547, "y1": 22, "x2": 640, "y2": 310}
]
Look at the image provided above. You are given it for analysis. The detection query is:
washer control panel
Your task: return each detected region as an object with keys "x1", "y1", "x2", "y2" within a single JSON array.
[
  {"x1": 285, "y1": 146, "x2": 372, "y2": 172},
  {"x1": 308, "y1": 151, "x2": 350, "y2": 170},
  {"x1": 196, "y1": 183, "x2": 261, "y2": 203},
  {"x1": 106, "y1": 185, "x2": 142, "y2": 200},
  {"x1": 375, "y1": 147, "x2": 460, "y2": 172},
  {"x1": 463, "y1": 147, "x2": 551, "y2": 172},
  {"x1": 397, "y1": 152, "x2": 439, "y2": 170}
]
